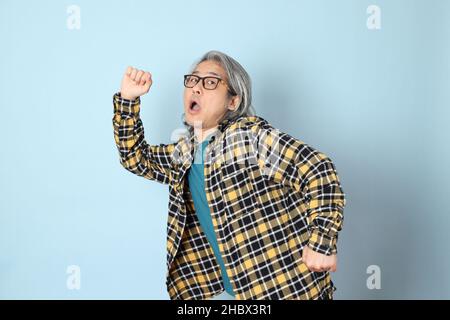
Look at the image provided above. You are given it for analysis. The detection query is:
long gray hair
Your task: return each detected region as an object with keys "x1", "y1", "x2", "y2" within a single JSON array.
[{"x1": 181, "y1": 50, "x2": 256, "y2": 138}]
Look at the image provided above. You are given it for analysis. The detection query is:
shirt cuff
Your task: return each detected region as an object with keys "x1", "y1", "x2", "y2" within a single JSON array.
[
  {"x1": 307, "y1": 229, "x2": 338, "y2": 256},
  {"x1": 113, "y1": 92, "x2": 141, "y2": 116}
]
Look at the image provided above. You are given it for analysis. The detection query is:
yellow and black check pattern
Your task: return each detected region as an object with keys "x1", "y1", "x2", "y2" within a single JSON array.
[{"x1": 112, "y1": 92, "x2": 346, "y2": 300}]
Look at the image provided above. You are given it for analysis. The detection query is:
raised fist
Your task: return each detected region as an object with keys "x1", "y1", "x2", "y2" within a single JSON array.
[{"x1": 120, "y1": 66, "x2": 152, "y2": 100}]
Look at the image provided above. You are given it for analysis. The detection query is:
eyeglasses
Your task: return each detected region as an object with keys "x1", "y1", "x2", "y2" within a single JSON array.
[{"x1": 183, "y1": 74, "x2": 231, "y2": 91}]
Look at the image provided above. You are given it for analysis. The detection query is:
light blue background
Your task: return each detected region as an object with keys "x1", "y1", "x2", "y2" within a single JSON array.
[{"x1": 1, "y1": 0, "x2": 449, "y2": 299}]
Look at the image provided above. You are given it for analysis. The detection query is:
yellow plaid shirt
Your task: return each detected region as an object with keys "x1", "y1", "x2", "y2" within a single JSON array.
[{"x1": 112, "y1": 92, "x2": 346, "y2": 300}]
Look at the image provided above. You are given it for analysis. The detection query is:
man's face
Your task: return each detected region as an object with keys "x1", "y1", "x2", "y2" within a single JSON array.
[{"x1": 183, "y1": 60, "x2": 235, "y2": 130}]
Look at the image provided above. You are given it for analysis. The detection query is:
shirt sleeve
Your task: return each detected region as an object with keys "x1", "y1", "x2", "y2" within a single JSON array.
[
  {"x1": 112, "y1": 92, "x2": 178, "y2": 185},
  {"x1": 250, "y1": 119, "x2": 346, "y2": 256}
]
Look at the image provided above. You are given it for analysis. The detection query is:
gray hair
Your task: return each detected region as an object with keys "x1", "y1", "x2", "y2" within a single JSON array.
[{"x1": 181, "y1": 50, "x2": 256, "y2": 138}]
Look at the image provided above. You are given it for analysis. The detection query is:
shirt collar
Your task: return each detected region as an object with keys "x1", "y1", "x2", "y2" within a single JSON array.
[
  {"x1": 188, "y1": 116, "x2": 244, "y2": 148},
  {"x1": 218, "y1": 117, "x2": 233, "y2": 132}
]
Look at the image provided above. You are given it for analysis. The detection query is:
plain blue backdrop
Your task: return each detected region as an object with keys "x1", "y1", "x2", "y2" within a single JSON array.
[{"x1": 0, "y1": 0, "x2": 449, "y2": 299}]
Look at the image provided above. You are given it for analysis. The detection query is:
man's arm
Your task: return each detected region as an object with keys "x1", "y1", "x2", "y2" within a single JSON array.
[
  {"x1": 249, "y1": 118, "x2": 346, "y2": 269},
  {"x1": 112, "y1": 66, "x2": 180, "y2": 185},
  {"x1": 112, "y1": 92, "x2": 180, "y2": 185}
]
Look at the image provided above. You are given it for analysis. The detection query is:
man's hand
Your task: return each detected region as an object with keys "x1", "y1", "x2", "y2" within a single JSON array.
[
  {"x1": 302, "y1": 246, "x2": 337, "y2": 272},
  {"x1": 120, "y1": 66, "x2": 152, "y2": 100}
]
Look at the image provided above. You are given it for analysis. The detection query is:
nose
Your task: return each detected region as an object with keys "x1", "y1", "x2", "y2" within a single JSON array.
[{"x1": 192, "y1": 79, "x2": 203, "y2": 94}]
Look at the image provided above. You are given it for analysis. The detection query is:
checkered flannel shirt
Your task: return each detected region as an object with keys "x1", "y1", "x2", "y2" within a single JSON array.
[{"x1": 112, "y1": 92, "x2": 346, "y2": 300}]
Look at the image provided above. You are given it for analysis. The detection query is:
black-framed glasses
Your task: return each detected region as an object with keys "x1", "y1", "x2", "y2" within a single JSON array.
[{"x1": 183, "y1": 74, "x2": 231, "y2": 91}]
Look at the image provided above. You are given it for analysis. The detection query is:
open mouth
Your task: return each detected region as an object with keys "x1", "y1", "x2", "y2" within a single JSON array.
[{"x1": 189, "y1": 101, "x2": 201, "y2": 112}]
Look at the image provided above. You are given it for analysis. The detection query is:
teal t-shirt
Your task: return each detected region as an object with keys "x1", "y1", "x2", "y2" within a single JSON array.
[{"x1": 187, "y1": 132, "x2": 235, "y2": 297}]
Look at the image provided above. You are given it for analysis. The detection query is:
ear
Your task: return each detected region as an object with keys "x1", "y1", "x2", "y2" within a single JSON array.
[{"x1": 228, "y1": 95, "x2": 240, "y2": 111}]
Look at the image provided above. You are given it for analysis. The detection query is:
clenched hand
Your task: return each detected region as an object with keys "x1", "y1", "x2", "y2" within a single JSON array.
[
  {"x1": 302, "y1": 246, "x2": 337, "y2": 272},
  {"x1": 120, "y1": 66, "x2": 152, "y2": 100}
]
